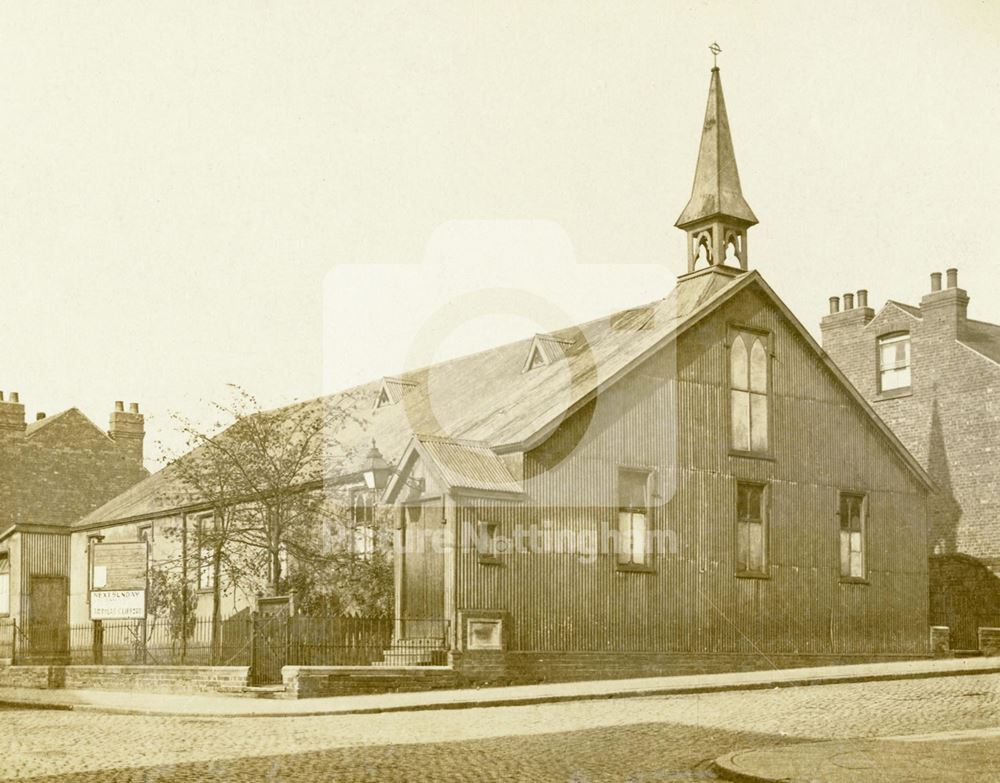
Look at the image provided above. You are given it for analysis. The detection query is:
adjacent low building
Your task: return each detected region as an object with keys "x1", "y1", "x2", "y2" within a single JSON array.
[{"x1": 0, "y1": 396, "x2": 148, "y2": 660}]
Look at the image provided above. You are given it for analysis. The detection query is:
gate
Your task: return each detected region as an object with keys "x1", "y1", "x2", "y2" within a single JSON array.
[{"x1": 249, "y1": 596, "x2": 291, "y2": 685}]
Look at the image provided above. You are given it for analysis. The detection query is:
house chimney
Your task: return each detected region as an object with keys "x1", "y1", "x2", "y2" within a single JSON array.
[
  {"x1": 857, "y1": 289, "x2": 868, "y2": 308},
  {"x1": 843, "y1": 292, "x2": 855, "y2": 310},
  {"x1": 0, "y1": 391, "x2": 26, "y2": 443},
  {"x1": 36, "y1": 412, "x2": 46, "y2": 421},
  {"x1": 829, "y1": 296, "x2": 840, "y2": 315},
  {"x1": 108, "y1": 400, "x2": 145, "y2": 468},
  {"x1": 921, "y1": 267, "x2": 968, "y2": 338}
]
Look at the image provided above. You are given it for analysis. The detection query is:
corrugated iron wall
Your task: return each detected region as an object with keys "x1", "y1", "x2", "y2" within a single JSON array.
[
  {"x1": 18, "y1": 532, "x2": 70, "y2": 626},
  {"x1": 454, "y1": 286, "x2": 929, "y2": 657}
]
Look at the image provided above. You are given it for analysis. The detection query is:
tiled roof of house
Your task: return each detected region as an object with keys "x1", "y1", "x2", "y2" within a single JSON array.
[
  {"x1": 962, "y1": 319, "x2": 1000, "y2": 365},
  {"x1": 76, "y1": 267, "x2": 933, "y2": 528}
]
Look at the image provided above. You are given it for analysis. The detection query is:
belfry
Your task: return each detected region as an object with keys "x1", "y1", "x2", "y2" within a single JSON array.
[{"x1": 676, "y1": 55, "x2": 757, "y2": 276}]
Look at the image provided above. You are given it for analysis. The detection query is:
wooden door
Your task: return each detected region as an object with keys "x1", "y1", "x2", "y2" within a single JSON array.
[
  {"x1": 28, "y1": 576, "x2": 68, "y2": 656},
  {"x1": 401, "y1": 503, "x2": 445, "y2": 638}
]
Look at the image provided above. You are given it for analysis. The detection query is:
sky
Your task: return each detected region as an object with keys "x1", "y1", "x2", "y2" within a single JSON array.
[{"x1": 1, "y1": 1, "x2": 998, "y2": 469}]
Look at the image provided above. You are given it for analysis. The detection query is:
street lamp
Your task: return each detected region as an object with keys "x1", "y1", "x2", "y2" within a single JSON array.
[
  {"x1": 361, "y1": 439, "x2": 392, "y2": 491},
  {"x1": 361, "y1": 439, "x2": 425, "y2": 494}
]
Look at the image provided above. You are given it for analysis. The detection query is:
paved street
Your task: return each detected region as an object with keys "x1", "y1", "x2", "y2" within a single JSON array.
[{"x1": 2, "y1": 673, "x2": 998, "y2": 781}]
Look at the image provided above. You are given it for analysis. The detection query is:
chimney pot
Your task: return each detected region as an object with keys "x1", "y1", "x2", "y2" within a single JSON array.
[
  {"x1": 11, "y1": 392, "x2": 19, "y2": 403},
  {"x1": 114, "y1": 401, "x2": 124, "y2": 412},
  {"x1": 857, "y1": 289, "x2": 868, "y2": 308},
  {"x1": 843, "y1": 293, "x2": 855, "y2": 310},
  {"x1": 931, "y1": 272, "x2": 942, "y2": 292},
  {"x1": 129, "y1": 402, "x2": 140, "y2": 414},
  {"x1": 36, "y1": 412, "x2": 45, "y2": 421},
  {"x1": 829, "y1": 296, "x2": 841, "y2": 315},
  {"x1": 946, "y1": 268, "x2": 958, "y2": 289}
]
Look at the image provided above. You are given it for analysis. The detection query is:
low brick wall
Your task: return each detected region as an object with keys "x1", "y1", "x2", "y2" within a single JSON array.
[
  {"x1": 467, "y1": 651, "x2": 935, "y2": 685},
  {"x1": 979, "y1": 627, "x2": 1000, "y2": 656},
  {"x1": 283, "y1": 665, "x2": 460, "y2": 699},
  {"x1": 0, "y1": 665, "x2": 51, "y2": 690},
  {"x1": 0, "y1": 665, "x2": 248, "y2": 694}
]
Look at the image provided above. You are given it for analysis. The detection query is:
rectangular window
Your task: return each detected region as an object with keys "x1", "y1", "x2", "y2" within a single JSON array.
[
  {"x1": 477, "y1": 521, "x2": 500, "y2": 564},
  {"x1": 730, "y1": 330, "x2": 770, "y2": 454},
  {"x1": 0, "y1": 555, "x2": 9, "y2": 615},
  {"x1": 618, "y1": 469, "x2": 650, "y2": 567},
  {"x1": 350, "y1": 489, "x2": 376, "y2": 560},
  {"x1": 736, "y1": 482, "x2": 767, "y2": 575},
  {"x1": 878, "y1": 333, "x2": 911, "y2": 392},
  {"x1": 196, "y1": 515, "x2": 216, "y2": 590},
  {"x1": 839, "y1": 493, "x2": 866, "y2": 580}
]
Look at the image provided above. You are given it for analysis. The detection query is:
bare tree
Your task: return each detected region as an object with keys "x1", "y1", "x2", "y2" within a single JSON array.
[{"x1": 163, "y1": 385, "x2": 369, "y2": 651}]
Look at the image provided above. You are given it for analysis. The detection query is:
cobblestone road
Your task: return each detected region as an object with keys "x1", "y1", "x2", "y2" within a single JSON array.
[{"x1": 2, "y1": 673, "x2": 998, "y2": 781}]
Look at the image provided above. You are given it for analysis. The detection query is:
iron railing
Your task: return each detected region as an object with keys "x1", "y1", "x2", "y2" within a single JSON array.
[{"x1": 4, "y1": 614, "x2": 450, "y2": 669}]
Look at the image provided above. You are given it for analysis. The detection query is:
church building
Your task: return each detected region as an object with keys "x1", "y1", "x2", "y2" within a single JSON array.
[{"x1": 69, "y1": 65, "x2": 934, "y2": 686}]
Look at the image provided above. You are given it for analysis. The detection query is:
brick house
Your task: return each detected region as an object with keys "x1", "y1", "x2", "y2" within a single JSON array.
[
  {"x1": 70, "y1": 65, "x2": 935, "y2": 687},
  {"x1": 821, "y1": 271, "x2": 1000, "y2": 649},
  {"x1": 0, "y1": 394, "x2": 148, "y2": 659}
]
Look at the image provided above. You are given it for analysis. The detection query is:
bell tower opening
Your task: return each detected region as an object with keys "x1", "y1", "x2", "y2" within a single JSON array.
[{"x1": 675, "y1": 50, "x2": 757, "y2": 280}]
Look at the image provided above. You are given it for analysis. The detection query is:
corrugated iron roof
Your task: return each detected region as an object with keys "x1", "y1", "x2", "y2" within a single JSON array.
[
  {"x1": 76, "y1": 267, "x2": 934, "y2": 527},
  {"x1": 415, "y1": 435, "x2": 522, "y2": 495}
]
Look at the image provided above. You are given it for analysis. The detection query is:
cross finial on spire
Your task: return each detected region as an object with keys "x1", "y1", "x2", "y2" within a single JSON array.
[{"x1": 709, "y1": 41, "x2": 721, "y2": 69}]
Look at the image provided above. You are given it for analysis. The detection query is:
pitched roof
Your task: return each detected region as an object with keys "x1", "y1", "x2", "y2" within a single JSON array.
[
  {"x1": 885, "y1": 301, "x2": 922, "y2": 319},
  {"x1": 77, "y1": 267, "x2": 932, "y2": 528},
  {"x1": 24, "y1": 407, "x2": 111, "y2": 441},
  {"x1": 385, "y1": 435, "x2": 523, "y2": 501},
  {"x1": 676, "y1": 68, "x2": 758, "y2": 228},
  {"x1": 961, "y1": 319, "x2": 1000, "y2": 365}
]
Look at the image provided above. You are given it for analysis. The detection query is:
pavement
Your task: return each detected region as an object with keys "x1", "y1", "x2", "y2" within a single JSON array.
[
  {"x1": 0, "y1": 654, "x2": 997, "y2": 718},
  {"x1": 2, "y1": 670, "x2": 998, "y2": 781},
  {"x1": 713, "y1": 727, "x2": 1000, "y2": 782}
]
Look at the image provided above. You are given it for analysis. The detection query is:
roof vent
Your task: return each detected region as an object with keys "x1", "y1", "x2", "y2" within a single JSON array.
[
  {"x1": 522, "y1": 334, "x2": 573, "y2": 373},
  {"x1": 374, "y1": 377, "x2": 418, "y2": 410}
]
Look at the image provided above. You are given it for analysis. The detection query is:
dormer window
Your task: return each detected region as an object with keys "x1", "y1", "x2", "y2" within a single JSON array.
[
  {"x1": 522, "y1": 333, "x2": 572, "y2": 373},
  {"x1": 526, "y1": 345, "x2": 547, "y2": 371},
  {"x1": 878, "y1": 333, "x2": 911, "y2": 393},
  {"x1": 374, "y1": 377, "x2": 417, "y2": 409}
]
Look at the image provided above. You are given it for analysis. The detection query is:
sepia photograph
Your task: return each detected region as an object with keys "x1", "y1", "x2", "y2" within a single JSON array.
[{"x1": 1, "y1": 2, "x2": 998, "y2": 781}]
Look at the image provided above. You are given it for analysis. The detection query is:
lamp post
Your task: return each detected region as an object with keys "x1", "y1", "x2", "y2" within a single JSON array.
[
  {"x1": 361, "y1": 439, "x2": 425, "y2": 495},
  {"x1": 361, "y1": 440, "x2": 392, "y2": 491}
]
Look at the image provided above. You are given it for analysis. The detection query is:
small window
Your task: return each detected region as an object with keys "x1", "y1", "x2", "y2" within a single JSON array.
[
  {"x1": 617, "y1": 469, "x2": 650, "y2": 567},
  {"x1": 730, "y1": 330, "x2": 770, "y2": 454},
  {"x1": 0, "y1": 555, "x2": 9, "y2": 615},
  {"x1": 839, "y1": 493, "x2": 867, "y2": 580},
  {"x1": 476, "y1": 521, "x2": 501, "y2": 564},
  {"x1": 196, "y1": 515, "x2": 216, "y2": 590},
  {"x1": 736, "y1": 482, "x2": 767, "y2": 575},
  {"x1": 878, "y1": 333, "x2": 911, "y2": 392}
]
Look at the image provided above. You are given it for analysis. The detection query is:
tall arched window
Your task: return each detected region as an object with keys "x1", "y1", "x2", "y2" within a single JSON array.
[{"x1": 730, "y1": 330, "x2": 770, "y2": 453}]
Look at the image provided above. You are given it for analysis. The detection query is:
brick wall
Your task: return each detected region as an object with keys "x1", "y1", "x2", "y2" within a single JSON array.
[
  {"x1": 282, "y1": 665, "x2": 460, "y2": 698},
  {"x1": 821, "y1": 273, "x2": 1000, "y2": 569},
  {"x1": 0, "y1": 665, "x2": 248, "y2": 694},
  {"x1": 489, "y1": 650, "x2": 931, "y2": 685}
]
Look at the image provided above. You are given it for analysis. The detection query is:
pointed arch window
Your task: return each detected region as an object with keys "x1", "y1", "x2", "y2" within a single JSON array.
[{"x1": 730, "y1": 330, "x2": 770, "y2": 454}]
